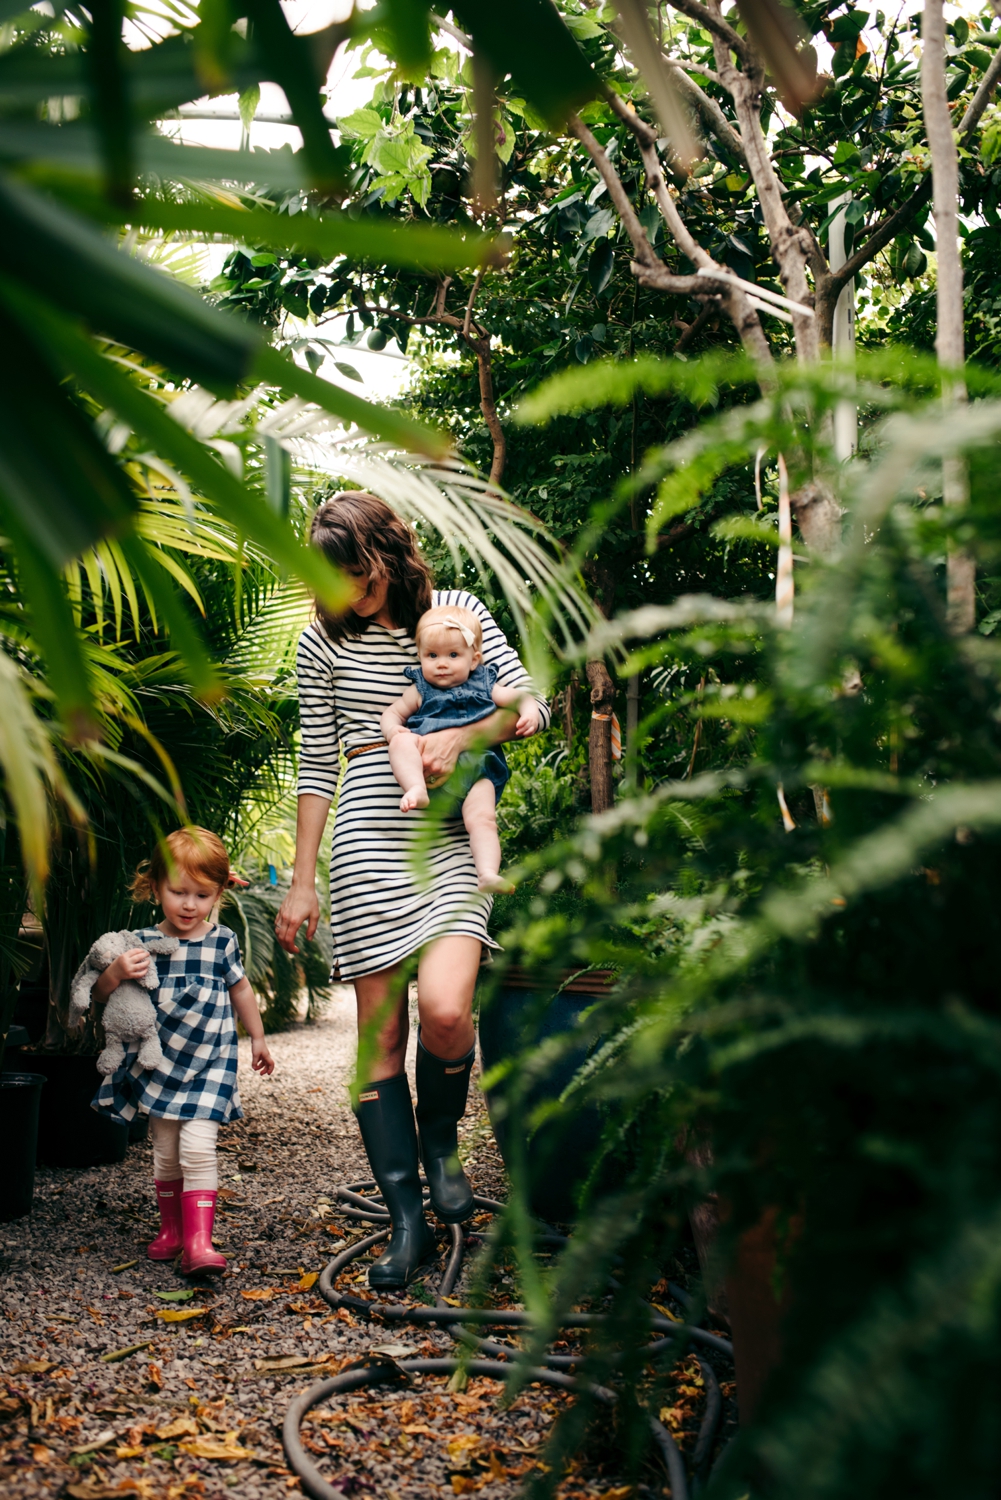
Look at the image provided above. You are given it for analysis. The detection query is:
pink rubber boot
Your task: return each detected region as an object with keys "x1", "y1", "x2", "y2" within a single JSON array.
[
  {"x1": 180, "y1": 1189, "x2": 227, "y2": 1276},
  {"x1": 147, "y1": 1179, "x2": 184, "y2": 1261}
]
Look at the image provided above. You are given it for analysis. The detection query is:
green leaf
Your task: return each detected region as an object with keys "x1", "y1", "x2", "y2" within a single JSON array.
[
  {"x1": 2, "y1": 287, "x2": 350, "y2": 613},
  {"x1": 450, "y1": 0, "x2": 601, "y2": 127},
  {"x1": 118, "y1": 533, "x2": 220, "y2": 701},
  {"x1": 242, "y1": 0, "x2": 348, "y2": 191},
  {"x1": 0, "y1": 300, "x2": 136, "y2": 568},
  {"x1": 152, "y1": 1288, "x2": 196, "y2": 1302},
  {"x1": 85, "y1": 0, "x2": 133, "y2": 202},
  {"x1": 92, "y1": 195, "x2": 501, "y2": 276},
  {"x1": 0, "y1": 124, "x2": 315, "y2": 190},
  {"x1": 238, "y1": 83, "x2": 261, "y2": 132},
  {"x1": 588, "y1": 238, "x2": 614, "y2": 295},
  {"x1": 0, "y1": 501, "x2": 95, "y2": 730},
  {"x1": 382, "y1": 0, "x2": 433, "y2": 73},
  {"x1": 0, "y1": 174, "x2": 259, "y2": 394},
  {"x1": 516, "y1": 352, "x2": 755, "y2": 424}
]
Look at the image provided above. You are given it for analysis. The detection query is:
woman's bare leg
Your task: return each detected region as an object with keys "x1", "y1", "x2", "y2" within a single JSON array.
[
  {"x1": 461, "y1": 779, "x2": 513, "y2": 895},
  {"x1": 414, "y1": 934, "x2": 480, "y2": 1221},
  {"x1": 354, "y1": 965, "x2": 409, "y2": 1079},
  {"x1": 388, "y1": 732, "x2": 430, "y2": 812},
  {"x1": 416, "y1": 934, "x2": 479, "y2": 1058}
]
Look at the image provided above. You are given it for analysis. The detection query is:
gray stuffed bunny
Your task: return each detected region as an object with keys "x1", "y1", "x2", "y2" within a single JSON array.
[{"x1": 70, "y1": 930, "x2": 180, "y2": 1076}]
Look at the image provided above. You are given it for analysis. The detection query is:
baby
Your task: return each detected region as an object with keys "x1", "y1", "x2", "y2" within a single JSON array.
[{"x1": 380, "y1": 605, "x2": 540, "y2": 894}]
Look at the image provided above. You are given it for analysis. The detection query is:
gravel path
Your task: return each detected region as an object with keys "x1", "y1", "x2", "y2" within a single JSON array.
[{"x1": 1, "y1": 993, "x2": 732, "y2": 1499}]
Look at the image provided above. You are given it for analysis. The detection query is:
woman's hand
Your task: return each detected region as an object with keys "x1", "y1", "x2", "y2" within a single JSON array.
[
  {"x1": 418, "y1": 726, "x2": 472, "y2": 787},
  {"x1": 251, "y1": 1037, "x2": 275, "y2": 1076},
  {"x1": 275, "y1": 883, "x2": 319, "y2": 955}
]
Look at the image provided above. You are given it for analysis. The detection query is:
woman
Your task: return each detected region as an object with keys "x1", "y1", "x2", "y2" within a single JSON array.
[{"x1": 276, "y1": 493, "x2": 548, "y2": 1288}]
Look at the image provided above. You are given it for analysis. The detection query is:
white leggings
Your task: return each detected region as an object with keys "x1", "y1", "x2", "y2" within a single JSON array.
[{"x1": 149, "y1": 1116, "x2": 219, "y2": 1191}]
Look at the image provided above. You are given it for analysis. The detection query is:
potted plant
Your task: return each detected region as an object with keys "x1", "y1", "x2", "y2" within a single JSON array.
[{"x1": 0, "y1": 824, "x2": 47, "y2": 1220}]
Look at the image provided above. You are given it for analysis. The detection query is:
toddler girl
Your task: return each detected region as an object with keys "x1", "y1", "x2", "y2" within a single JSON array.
[
  {"x1": 380, "y1": 605, "x2": 540, "y2": 894},
  {"x1": 90, "y1": 827, "x2": 273, "y2": 1276}
]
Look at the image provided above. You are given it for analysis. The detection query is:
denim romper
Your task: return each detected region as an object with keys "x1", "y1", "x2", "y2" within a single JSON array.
[{"x1": 404, "y1": 662, "x2": 511, "y2": 809}]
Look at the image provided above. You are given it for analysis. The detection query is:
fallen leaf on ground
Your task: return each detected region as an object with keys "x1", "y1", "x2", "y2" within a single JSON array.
[
  {"x1": 100, "y1": 1341, "x2": 153, "y2": 1363},
  {"x1": 156, "y1": 1416, "x2": 199, "y2": 1440},
  {"x1": 451, "y1": 1394, "x2": 483, "y2": 1412},
  {"x1": 153, "y1": 1289, "x2": 196, "y2": 1303},
  {"x1": 30, "y1": 1444, "x2": 53, "y2": 1463},
  {"x1": 450, "y1": 1478, "x2": 482, "y2": 1495},
  {"x1": 70, "y1": 1430, "x2": 117, "y2": 1455},
  {"x1": 599, "y1": 1489, "x2": 633, "y2": 1500},
  {"x1": 178, "y1": 1432, "x2": 253, "y2": 1461},
  {"x1": 115, "y1": 1446, "x2": 144, "y2": 1459},
  {"x1": 297, "y1": 1272, "x2": 318, "y2": 1291},
  {"x1": 371, "y1": 1343, "x2": 416, "y2": 1358},
  {"x1": 157, "y1": 1307, "x2": 209, "y2": 1323},
  {"x1": 147, "y1": 1364, "x2": 163, "y2": 1389},
  {"x1": 253, "y1": 1357, "x2": 315, "y2": 1372},
  {"x1": 402, "y1": 1424, "x2": 437, "y2": 1437},
  {"x1": 446, "y1": 1433, "x2": 482, "y2": 1464},
  {"x1": 240, "y1": 1288, "x2": 276, "y2": 1302},
  {"x1": 11, "y1": 1359, "x2": 54, "y2": 1374},
  {"x1": 111, "y1": 1260, "x2": 140, "y2": 1274}
]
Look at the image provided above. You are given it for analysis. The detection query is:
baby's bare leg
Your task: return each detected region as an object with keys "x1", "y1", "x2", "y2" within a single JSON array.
[
  {"x1": 463, "y1": 779, "x2": 513, "y2": 894},
  {"x1": 388, "y1": 731, "x2": 430, "y2": 812}
]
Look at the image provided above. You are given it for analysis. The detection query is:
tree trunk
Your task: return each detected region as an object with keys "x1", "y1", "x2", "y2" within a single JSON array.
[
  {"x1": 923, "y1": 0, "x2": 975, "y2": 634},
  {"x1": 586, "y1": 660, "x2": 615, "y2": 814}
]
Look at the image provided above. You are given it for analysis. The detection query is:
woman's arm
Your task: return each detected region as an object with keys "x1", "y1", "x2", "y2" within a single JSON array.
[
  {"x1": 279, "y1": 629, "x2": 337, "y2": 955},
  {"x1": 229, "y1": 977, "x2": 275, "y2": 1075},
  {"x1": 418, "y1": 709, "x2": 521, "y2": 783},
  {"x1": 275, "y1": 793, "x2": 330, "y2": 954}
]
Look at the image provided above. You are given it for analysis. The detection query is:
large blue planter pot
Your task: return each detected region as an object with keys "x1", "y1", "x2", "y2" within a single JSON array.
[{"x1": 477, "y1": 969, "x2": 614, "y2": 1223}]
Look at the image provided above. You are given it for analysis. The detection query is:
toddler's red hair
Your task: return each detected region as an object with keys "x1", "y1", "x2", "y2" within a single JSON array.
[{"x1": 131, "y1": 827, "x2": 230, "y2": 903}]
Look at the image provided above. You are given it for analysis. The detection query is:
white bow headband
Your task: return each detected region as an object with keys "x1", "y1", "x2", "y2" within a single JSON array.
[{"x1": 435, "y1": 615, "x2": 476, "y2": 647}]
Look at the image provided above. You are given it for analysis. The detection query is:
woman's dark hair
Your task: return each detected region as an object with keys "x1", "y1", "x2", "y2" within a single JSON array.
[{"x1": 309, "y1": 492, "x2": 434, "y2": 642}]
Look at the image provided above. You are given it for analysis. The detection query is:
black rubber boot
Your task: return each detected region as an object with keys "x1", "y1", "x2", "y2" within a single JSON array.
[
  {"x1": 354, "y1": 1074, "x2": 437, "y2": 1289},
  {"x1": 415, "y1": 1033, "x2": 476, "y2": 1223}
]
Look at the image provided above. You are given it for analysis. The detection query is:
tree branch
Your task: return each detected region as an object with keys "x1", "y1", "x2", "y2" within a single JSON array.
[
  {"x1": 662, "y1": 54, "x2": 747, "y2": 164},
  {"x1": 665, "y1": 0, "x2": 751, "y2": 64}
]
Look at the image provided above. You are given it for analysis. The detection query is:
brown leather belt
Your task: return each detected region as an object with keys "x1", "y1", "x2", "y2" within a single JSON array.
[{"x1": 345, "y1": 740, "x2": 388, "y2": 761}]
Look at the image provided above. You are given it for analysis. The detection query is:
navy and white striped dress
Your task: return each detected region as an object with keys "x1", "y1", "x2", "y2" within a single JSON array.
[
  {"x1": 296, "y1": 589, "x2": 550, "y2": 980},
  {"x1": 92, "y1": 925, "x2": 245, "y2": 1125}
]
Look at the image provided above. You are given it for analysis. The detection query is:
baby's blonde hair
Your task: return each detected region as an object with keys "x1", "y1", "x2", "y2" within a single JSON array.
[{"x1": 415, "y1": 604, "x2": 483, "y2": 652}]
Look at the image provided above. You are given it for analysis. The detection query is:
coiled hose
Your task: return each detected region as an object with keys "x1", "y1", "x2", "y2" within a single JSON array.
[{"x1": 282, "y1": 1183, "x2": 733, "y2": 1500}]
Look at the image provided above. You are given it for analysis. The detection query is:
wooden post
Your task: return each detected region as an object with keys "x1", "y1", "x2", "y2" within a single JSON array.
[{"x1": 586, "y1": 660, "x2": 615, "y2": 814}]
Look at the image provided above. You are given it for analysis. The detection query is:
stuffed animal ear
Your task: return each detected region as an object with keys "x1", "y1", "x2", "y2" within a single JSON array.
[{"x1": 89, "y1": 932, "x2": 125, "y2": 970}]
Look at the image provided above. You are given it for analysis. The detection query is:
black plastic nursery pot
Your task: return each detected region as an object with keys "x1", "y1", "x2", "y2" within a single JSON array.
[
  {"x1": 0, "y1": 1071, "x2": 46, "y2": 1221},
  {"x1": 477, "y1": 968, "x2": 613, "y2": 1223},
  {"x1": 27, "y1": 1053, "x2": 129, "y2": 1167}
]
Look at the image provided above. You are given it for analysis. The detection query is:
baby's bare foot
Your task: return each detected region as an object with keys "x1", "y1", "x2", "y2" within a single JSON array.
[
  {"x1": 477, "y1": 873, "x2": 515, "y2": 895},
  {"x1": 400, "y1": 785, "x2": 430, "y2": 812}
]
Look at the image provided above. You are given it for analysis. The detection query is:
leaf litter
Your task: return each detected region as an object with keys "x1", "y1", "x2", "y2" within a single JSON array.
[{"x1": 0, "y1": 1007, "x2": 733, "y2": 1499}]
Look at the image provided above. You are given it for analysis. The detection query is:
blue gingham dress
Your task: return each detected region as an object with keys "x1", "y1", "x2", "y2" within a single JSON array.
[{"x1": 92, "y1": 925, "x2": 245, "y2": 1125}]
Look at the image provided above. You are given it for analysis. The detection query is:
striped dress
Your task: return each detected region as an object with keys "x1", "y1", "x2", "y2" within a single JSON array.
[{"x1": 296, "y1": 589, "x2": 549, "y2": 980}]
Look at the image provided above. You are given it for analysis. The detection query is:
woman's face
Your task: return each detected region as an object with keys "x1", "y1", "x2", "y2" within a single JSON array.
[{"x1": 344, "y1": 565, "x2": 391, "y2": 621}]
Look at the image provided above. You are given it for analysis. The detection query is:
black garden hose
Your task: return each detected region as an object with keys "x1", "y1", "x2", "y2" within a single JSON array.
[{"x1": 282, "y1": 1182, "x2": 732, "y2": 1500}]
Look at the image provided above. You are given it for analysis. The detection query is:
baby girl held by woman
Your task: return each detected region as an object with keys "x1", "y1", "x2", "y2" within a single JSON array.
[
  {"x1": 90, "y1": 827, "x2": 273, "y2": 1277},
  {"x1": 380, "y1": 605, "x2": 540, "y2": 894}
]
